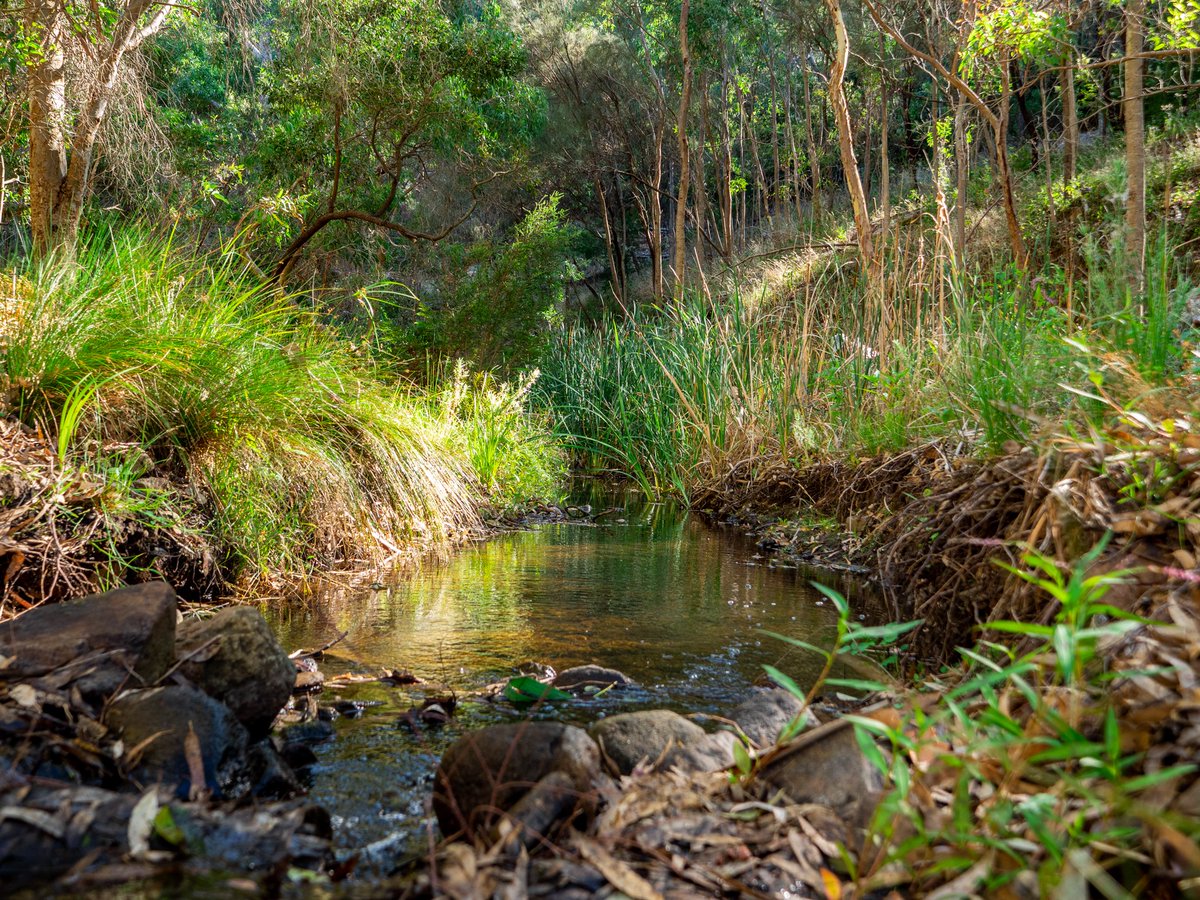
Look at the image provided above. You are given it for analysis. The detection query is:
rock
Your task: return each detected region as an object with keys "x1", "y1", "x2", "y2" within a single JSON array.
[
  {"x1": 433, "y1": 722, "x2": 599, "y2": 839},
  {"x1": 292, "y1": 658, "x2": 325, "y2": 694},
  {"x1": 552, "y1": 665, "x2": 633, "y2": 691},
  {"x1": 175, "y1": 606, "x2": 295, "y2": 738},
  {"x1": 0, "y1": 783, "x2": 332, "y2": 890},
  {"x1": 589, "y1": 710, "x2": 705, "y2": 775},
  {"x1": 659, "y1": 730, "x2": 739, "y2": 774},
  {"x1": 758, "y1": 721, "x2": 883, "y2": 830},
  {"x1": 0, "y1": 582, "x2": 176, "y2": 698},
  {"x1": 246, "y1": 739, "x2": 305, "y2": 799},
  {"x1": 729, "y1": 688, "x2": 813, "y2": 748},
  {"x1": 106, "y1": 685, "x2": 251, "y2": 799},
  {"x1": 0, "y1": 783, "x2": 140, "y2": 886},
  {"x1": 279, "y1": 720, "x2": 333, "y2": 748}
]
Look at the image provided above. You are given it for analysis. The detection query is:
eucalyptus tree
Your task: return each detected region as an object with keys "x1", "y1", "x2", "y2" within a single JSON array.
[
  {"x1": 262, "y1": 0, "x2": 542, "y2": 282},
  {"x1": 17, "y1": 0, "x2": 178, "y2": 256}
]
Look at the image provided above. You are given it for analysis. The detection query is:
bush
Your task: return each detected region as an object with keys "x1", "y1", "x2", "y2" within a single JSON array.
[{"x1": 401, "y1": 194, "x2": 576, "y2": 373}]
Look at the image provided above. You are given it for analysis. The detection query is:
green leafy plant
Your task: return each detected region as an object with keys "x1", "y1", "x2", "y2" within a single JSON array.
[
  {"x1": 502, "y1": 676, "x2": 573, "y2": 705},
  {"x1": 837, "y1": 546, "x2": 1197, "y2": 895}
]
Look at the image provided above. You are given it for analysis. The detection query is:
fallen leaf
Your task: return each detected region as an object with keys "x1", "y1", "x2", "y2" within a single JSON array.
[
  {"x1": 577, "y1": 836, "x2": 663, "y2": 900},
  {"x1": 819, "y1": 867, "x2": 842, "y2": 900},
  {"x1": 127, "y1": 790, "x2": 159, "y2": 859},
  {"x1": 9, "y1": 684, "x2": 38, "y2": 708}
]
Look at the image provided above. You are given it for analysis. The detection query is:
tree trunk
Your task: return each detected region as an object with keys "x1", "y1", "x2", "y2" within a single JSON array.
[
  {"x1": 26, "y1": 0, "x2": 68, "y2": 258},
  {"x1": 693, "y1": 72, "x2": 708, "y2": 270},
  {"x1": 672, "y1": 0, "x2": 692, "y2": 301},
  {"x1": 27, "y1": 0, "x2": 175, "y2": 257},
  {"x1": 880, "y1": 67, "x2": 891, "y2": 250},
  {"x1": 1062, "y1": 58, "x2": 1078, "y2": 185},
  {"x1": 822, "y1": 0, "x2": 876, "y2": 279},
  {"x1": 596, "y1": 177, "x2": 624, "y2": 302},
  {"x1": 953, "y1": 93, "x2": 969, "y2": 268},
  {"x1": 801, "y1": 50, "x2": 821, "y2": 221},
  {"x1": 996, "y1": 51, "x2": 1028, "y2": 268},
  {"x1": 1124, "y1": 0, "x2": 1146, "y2": 287}
]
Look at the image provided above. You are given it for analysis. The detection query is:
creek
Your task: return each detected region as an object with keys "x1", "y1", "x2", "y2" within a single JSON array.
[{"x1": 265, "y1": 485, "x2": 852, "y2": 875}]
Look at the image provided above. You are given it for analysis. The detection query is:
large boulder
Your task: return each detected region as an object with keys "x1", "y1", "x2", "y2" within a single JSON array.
[
  {"x1": 758, "y1": 720, "x2": 883, "y2": 831},
  {"x1": 433, "y1": 722, "x2": 600, "y2": 839},
  {"x1": 729, "y1": 689, "x2": 812, "y2": 748},
  {"x1": 0, "y1": 582, "x2": 176, "y2": 698},
  {"x1": 106, "y1": 685, "x2": 251, "y2": 799},
  {"x1": 589, "y1": 709, "x2": 705, "y2": 775},
  {"x1": 175, "y1": 606, "x2": 295, "y2": 737}
]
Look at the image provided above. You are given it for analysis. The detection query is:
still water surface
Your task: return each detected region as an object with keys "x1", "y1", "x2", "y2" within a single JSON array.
[{"x1": 265, "y1": 488, "x2": 847, "y2": 871}]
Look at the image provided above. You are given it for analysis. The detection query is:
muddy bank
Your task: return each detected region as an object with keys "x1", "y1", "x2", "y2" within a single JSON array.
[
  {"x1": 0, "y1": 415, "x2": 580, "y2": 616},
  {"x1": 699, "y1": 410, "x2": 1200, "y2": 662}
]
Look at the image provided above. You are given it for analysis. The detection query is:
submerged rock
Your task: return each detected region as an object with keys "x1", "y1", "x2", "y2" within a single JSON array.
[
  {"x1": 589, "y1": 709, "x2": 705, "y2": 775},
  {"x1": 433, "y1": 722, "x2": 600, "y2": 839},
  {"x1": 175, "y1": 606, "x2": 295, "y2": 738},
  {"x1": 0, "y1": 581, "x2": 176, "y2": 699},
  {"x1": 106, "y1": 685, "x2": 251, "y2": 799},
  {"x1": 552, "y1": 665, "x2": 633, "y2": 692}
]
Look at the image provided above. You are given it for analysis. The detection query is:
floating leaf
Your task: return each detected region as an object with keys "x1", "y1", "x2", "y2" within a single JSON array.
[
  {"x1": 153, "y1": 806, "x2": 186, "y2": 847},
  {"x1": 502, "y1": 676, "x2": 572, "y2": 704}
]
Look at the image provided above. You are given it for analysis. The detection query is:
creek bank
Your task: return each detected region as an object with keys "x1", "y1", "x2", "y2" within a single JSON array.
[
  {"x1": 0, "y1": 415, "x2": 585, "y2": 616},
  {"x1": 0, "y1": 581, "x2": 334, "y2": 893},
  {"x1": 699, "y1": 410, "x2": 1200, "y2": 662}
]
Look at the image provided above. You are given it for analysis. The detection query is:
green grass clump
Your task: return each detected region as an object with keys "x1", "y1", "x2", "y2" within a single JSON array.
[
  {"x1": 1, "y1": 230, "x2": 563, "y2": 580},
  {"x1": 538, "y1": 238, "x2": 1192, "y2": 500}
]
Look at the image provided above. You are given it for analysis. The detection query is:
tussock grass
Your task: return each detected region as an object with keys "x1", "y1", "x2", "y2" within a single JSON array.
[
  {"x1": 0, "y1": 230, "x2": 540, "y2": 584},
  {"x1": 539, "y1": 236, "x2": 1194, "y2": 501}
]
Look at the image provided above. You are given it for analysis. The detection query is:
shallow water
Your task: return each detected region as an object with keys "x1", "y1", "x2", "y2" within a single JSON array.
[{"x1": 264, "y1": 487, "x2": 851, "y2": 873}]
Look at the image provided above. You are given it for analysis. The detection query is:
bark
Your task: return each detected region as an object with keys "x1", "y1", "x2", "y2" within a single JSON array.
[
  {"x1": 864, "y1": 0, "x2": 1027, "y2": 267},
  {"x1": 26, "y1": 0, "x2": 175, "y2": 257},
  {"x1": 801, "y1": 51, "x2": 822, "y2": 221},
  {"x1": 953, "y1": 94, "x2": 969, "y2": 268},
  {"x1": 596, "y1": 177, "x2": 624, "y2": 302},
  {"x1": 693, "y1": 72, "x2": 708, "y2": 269},
  {"x1": 880, "y1": 67, "x2": 891, "y2": 250},
  {"x1": 1124, "y1": 0, "x2": 1146, "y2": 287},
  {"x1": 672, "y1": 0, "x2": 692, "y2": 301},
  {"x1": 1062, "y1": 60, "x2": 1078, "y2": 185},
  {"x1": 823, "y1": 0, "x2": 876, "y2": 279},
  {"x1": 26, "y1": 0, "x2": 68, "y2": 257},
  {"x1": 718, "y1": 64, "x2": 735, "y2": 259}
]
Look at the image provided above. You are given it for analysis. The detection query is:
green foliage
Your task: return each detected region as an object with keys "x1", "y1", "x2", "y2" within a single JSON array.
[
  {"x1": 502, "y1": 676, "x2": 573, "y2": 704},
  {"x1": 1, "y1": 230, "x2": 558, "y2": 576},
  {"x1": 402, "y1": 195, "x2": 576, "y2": 372},
  {"x1": 763, "y1": 582, "x2": 922, "y2": 707},
  {"x1": 432, "y1": 361, "x2": 567, "y2": 507},
  {"x1": 842, "y1": 547, "x2": 1195, "y2": 894}
]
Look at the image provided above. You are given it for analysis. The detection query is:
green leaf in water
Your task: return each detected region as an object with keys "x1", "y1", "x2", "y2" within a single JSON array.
[
  {"x1": 502, "y1": 676, "x2": 573, "y2": 704},
  {"x1": 153, "y1": 806, "x2": 186, "y2": 847}
]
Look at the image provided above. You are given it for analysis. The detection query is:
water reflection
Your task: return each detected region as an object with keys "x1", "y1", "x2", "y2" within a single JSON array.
[
  {"x1": 263, "y1": 488, "x2": 855, "y2": 868},
  {"x1": 269, "y1": 492, "x2": 842, "y2": 706}
]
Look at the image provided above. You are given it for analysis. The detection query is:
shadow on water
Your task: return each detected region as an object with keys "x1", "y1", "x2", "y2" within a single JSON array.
[{"x1": 262, "y1": 484, "x2": 865, "y2": 873}]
